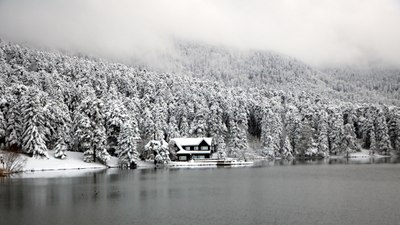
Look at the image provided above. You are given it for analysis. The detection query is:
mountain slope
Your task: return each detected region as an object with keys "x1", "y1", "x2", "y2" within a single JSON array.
[
  {"x1": 0, "y1": 40, "x2": 399, "y2": 166},
  {"x1": 135, "y1": 41, "x2": 400, "y2": 106}
]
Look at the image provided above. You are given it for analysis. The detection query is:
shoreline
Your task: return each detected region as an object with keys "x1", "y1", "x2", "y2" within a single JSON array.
[{"x1": 2, "y1": 149, "x2": 397, "y2": 177}]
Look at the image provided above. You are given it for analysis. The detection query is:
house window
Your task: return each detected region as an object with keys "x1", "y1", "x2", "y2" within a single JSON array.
[
  {"x1": 193, "y1": 155, "x2": 205, "y2": 160},
  {"x1": 194, "y1": 146, "x2": 199, "y2": 150},
  {"x1": 179, "y1": 156, "x2": 187, "y2": 161},
  {"x1": 201, "y1": 146, "x2": 208, "y2": 150},
  {"x1": 185, "y1": 146, "x2": 190, "y2": 150}
]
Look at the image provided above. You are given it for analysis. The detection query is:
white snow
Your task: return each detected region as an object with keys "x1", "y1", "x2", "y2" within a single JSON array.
[
  {"x1": 13, "y1": 150, "x2": 155, "y2": 176},
  {"x1": 348, "y1": 149, "x2": 388, "y2": 158},
  {"x1": 23, "y1": 150, "x2": 109, "y2": 172},
  {"x1": 171, "y1": 137, "x2": 212, "y2": 151}
]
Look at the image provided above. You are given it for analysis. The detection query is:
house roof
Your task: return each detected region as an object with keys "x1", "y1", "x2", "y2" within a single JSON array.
[
  {"x1": 171, "y1": 137, "x2": 212, "y2": 146},
  {"x1": 171, "y1": 137, "x2": 212, "y2": 152}
]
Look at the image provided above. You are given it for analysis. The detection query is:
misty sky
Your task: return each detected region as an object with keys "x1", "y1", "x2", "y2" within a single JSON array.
[{"x1": 1, "y1": 0, "x2": 400, "y2": 67}]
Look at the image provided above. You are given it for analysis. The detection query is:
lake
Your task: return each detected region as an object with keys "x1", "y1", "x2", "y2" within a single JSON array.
[{"x1": 1, "y1": 158, "x2": 400, "y2": 225}]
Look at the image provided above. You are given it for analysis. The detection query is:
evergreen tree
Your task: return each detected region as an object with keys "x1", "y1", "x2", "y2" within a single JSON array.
[
  {"x1": 316, "y1": 110, "x2": 329, "y2": 157},
  {"x1": 297, "y1": 120, "x2": 317, "y2": 157},
  {"x1": 281, "y1": 135, "x2": 293, "y2": 158},
  {"x1": 116, "y1": 120, "x2": 140, "y2": 168},
  {"x1": 166, "y1": 115, "x2": 180, "y2": 141},
  {"x1": 342, "y1": 123, "x2": 359, "y2": 155},
  {"x1": 21, "y1": 90, "x2": 49, "y2": 158},
  {"x1": 260, "y1": 108, "x2": 282, "y2": 157},
  {"x1": 388, "y1": 108, "x2": 400, "y2": 152},
  {"x1": 144, "y1": 139, "x2": 170, "y2": 164},
  {"x1": 328, "y1": 108, "x2": 344, "y2": 155},
  {"x1": 227, "y1": 120, "x2": 247, "y2": 158},
  {"x1": 54, "y1": 138, "x2": 67, "y2": 159},
  {"x1": 75, "y1": 115, "x2": 94, "y2": 162},
  {"x1": 179, "y1": 116, "x2": 190, "y2": 137},
  {"x1": 374, "y1": 109, "x2": 391, "y2": 155},
  {"x1": 5, "y1": 104, "x2": 22, "y2": 148},
  {"x1": 369, "y1": 130, "x2": 377, "y2": 155},
  {"x1": 105, "y1": 99, "x2": 127, "y2": 155},
  {"x1": 189, "y1": 106, "x2": 208, "y2": 137},
  {"x1": 0, "y1": 109, "x2": 6, "y2": 146}
]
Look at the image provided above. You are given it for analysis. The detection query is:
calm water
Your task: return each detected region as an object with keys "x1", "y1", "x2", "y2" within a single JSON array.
[{"x1": 1, "y1": 158, "x2": 400, "y2": 225}]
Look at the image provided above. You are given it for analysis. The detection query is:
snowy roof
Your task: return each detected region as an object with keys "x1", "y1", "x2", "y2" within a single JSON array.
[
  {"x1": 171, "y1": 137, "x2": 212, "y2": 146},
  {"x1": 171, "y1": 137, "x2": 212, "y2": 152}
]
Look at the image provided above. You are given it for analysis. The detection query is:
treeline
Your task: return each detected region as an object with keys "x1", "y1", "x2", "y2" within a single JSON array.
[{"x1": 0, "y1": 41, "x2": 399, "y2": 167}]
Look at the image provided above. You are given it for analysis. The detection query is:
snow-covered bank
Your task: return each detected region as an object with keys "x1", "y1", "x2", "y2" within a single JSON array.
[
  {"x1": 326, "y1": 149, "x2": 391, "y2": 160},
  {"x1": 22, "y1": 150, "x2": 112, "y2": 172},
  {"x1": 18, "y1": 150, "x2": 156, "y2": 174}
]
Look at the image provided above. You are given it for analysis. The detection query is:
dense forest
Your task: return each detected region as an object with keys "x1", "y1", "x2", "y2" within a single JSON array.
[
  {"x1": 138, "y1": 41, "x2": 400, "y2": 106},
  {"x1": 0, "y1": 40, "x2": 399, "y2": 167}
]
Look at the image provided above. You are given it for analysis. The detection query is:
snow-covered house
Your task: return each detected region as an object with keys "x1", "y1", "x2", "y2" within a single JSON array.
[{"x1": 171, "y1": 138, "x2": 213, "y2": 161}]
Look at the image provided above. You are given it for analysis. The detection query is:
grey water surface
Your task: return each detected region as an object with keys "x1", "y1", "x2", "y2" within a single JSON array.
[{"x1": 1, "y1": 158, "x2": 400, "y2": 225}]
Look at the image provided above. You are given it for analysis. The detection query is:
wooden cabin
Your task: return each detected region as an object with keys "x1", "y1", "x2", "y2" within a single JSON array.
[{"x1": 171, "y1": 138, "x2": 213, "y2": 161}]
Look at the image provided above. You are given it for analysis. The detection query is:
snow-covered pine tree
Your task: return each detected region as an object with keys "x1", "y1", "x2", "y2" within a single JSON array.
[
  {"x1": 140, "y1": 107, "x2": 155, "y2": 140},
  {"x1": 116, "y1": 120, "x2": 140, "y2": 168},
  {"x1": 54, "y1": 138, "x2": 68, "y2": 159},
  {"x1": 44, "y1": 100, "x2": 72, "y2": 158},
  {"x1": 105, "y1": 99, "x2": 127, "y2": 155},
  {"x1": 75, "y1": 115, "x2": 94, "y2": 162},
  {"x1": 189, "y1": 106, "x2": 208, "y2": 137},
  {"x1": 179, "y1": 116, "x2": 190, "y2": 137},
  {"x1": 342, "y1": 123, "x2": 359, "y2": 155},
  {"x1": 374, "y1": 109, "x2": 391, "y2": 155},
  {"x1": 387, "y1": 108, "x2": 400, "y2": 152},
  {"x1": 281, "y1": 135, "x2": 293, "y2": 158},
  {"x1": 144, "y1": 139, "x2": 170, "y2": 164},
  {"x1": 227, "y1": 120, "x2": 247, "y2": 159},
  {"x1": 260, "y1": 108, "x2": 282, "y2": 157},
  {"x1": 297, "y1": 119, "x2": 317, "y2": 157},
  {"x1": 0, "y1": 109, "x2": 6, "y2": 147},
  {"x1": 153, "y1": 99, "x2": 168, "y2": 140},
  {"x1": 285, "y1": 106, "x2": 301, "y2": 156},
  {"x1": 207, "y1": 100, "x2": 228, "y2": 156},
  {"x1": 77, "y1": 98, "x2": 110, "y2": 163},
  {"x1": 214, "y1": 135, "x2": 227, "y2": 159},
  {"x1": 327, "y1": 107, "x2": 344, "y2": 155},
  {"x1": 5, "y1": 97, "x2": 23, "y2": 149},
  {"x1": 166, "y1": 115, "x2": 180, "y2": 142},
  {"x1": 361, "y1": 107, "x2": 376, "y2": 149},
  {"x1": 21, "y1": 90, "x2": 49, "y2": 158},
  {"x1": 316, "y1": 110, "x2": 329, "y2": 157},
  {"x1": 91, "y1": 104, "x2": 110, "y2": 163},
  {"x1": 369, "y1": 130, "x2": 377, "y2": 155}
]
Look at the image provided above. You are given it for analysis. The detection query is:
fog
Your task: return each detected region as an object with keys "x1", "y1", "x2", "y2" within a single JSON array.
[{"x1": 1, "y1": 0, "x2": 400, "y2": 67}]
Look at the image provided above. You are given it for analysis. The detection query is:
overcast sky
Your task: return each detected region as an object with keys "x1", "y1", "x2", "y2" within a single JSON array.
[{"x1": 1, "y1": 0, "x2": 400, "y2": 67}]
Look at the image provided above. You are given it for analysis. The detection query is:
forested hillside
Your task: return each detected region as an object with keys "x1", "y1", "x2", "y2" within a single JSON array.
[
  {"x1": 0, "y1": 40, "x2": 399, "y2": 167},
  {"x1": 138, "y1": 41, "x2": 400, "y2": 106}
]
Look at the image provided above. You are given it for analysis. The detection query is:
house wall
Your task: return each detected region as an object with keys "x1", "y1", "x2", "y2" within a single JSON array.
[{"x1": 177, "y1": 153, "x2": 210, "y2": 161}]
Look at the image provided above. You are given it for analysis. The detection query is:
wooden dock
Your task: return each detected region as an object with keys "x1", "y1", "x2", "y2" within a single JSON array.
[{"x1": 165, "y1": 160, "x2": 254, "y2": 168}]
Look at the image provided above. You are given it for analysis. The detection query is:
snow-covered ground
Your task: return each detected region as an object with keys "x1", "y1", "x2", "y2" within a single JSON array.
[
  {"x1": 348, "y1": 149, "x2": 389, "y2": 158},
  {"x1": 22, "y1": 150, "x2": 114, "y2": 172},
  {"x1": 19, "y1": 150, "x2": 155, "y2": 174}
]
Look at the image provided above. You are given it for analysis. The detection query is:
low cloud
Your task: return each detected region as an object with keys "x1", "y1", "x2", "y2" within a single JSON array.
[{"x1": 1, "y1": 0, "x2": 400, "y2": 67}]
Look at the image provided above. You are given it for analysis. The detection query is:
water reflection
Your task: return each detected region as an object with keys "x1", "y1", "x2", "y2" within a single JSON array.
[
  {"x1": 254, "y1": 156, "x2": 400, "y2": 167},
  {"x1": 1, "y1": 158, "x2": 400, "y2": 225}
]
